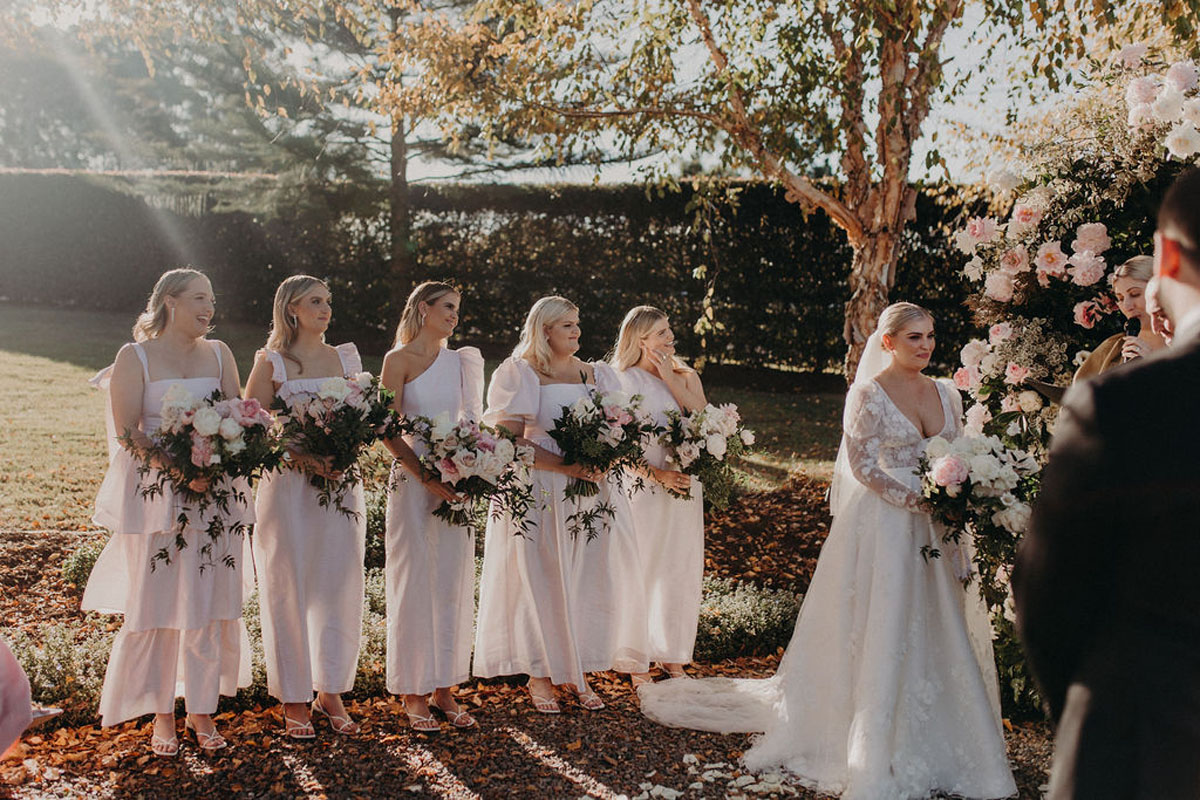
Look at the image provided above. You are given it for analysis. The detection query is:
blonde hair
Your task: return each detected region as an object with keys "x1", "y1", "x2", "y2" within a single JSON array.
[
  {"x1": 513, "y1": 296, "x2": 579, "y2": 375},
  {"x1": 1113, "y1": 255, "x2": 1154, "y2": 283},
  {"x1": 878, "y1": 302, "x2": 934, "y2": 339},
  {"x1": 132, "y1": 268, "x2": 209, "y2": 342},
  {"x1": 265, "y1": 274, "x2": 328, "y2": 371},
  {"x1": 609, "y1": 305, "x2": 688, "y2": 372},
  {"x1": 394, "y1": 281, "x2": 459, "y2": 347}
]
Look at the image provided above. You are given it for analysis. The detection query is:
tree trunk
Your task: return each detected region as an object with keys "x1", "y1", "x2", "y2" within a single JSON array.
[
  {"x1": 389, "y1": 108, "x2": 414, "y2": 312},
  {"x1": 842, "y1": 229, "x2": 901, "y2": 381}
]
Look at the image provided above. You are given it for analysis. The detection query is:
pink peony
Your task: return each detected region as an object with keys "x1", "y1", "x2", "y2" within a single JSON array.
[
  {"x1": 1166, "y1": 60, "x2": 1199, "y2": 94},
  {"x1": 437, "y1": 457, "x2": 460, "y2": 481},
  {"x1": 1067, "y1": 250, "x2": 1107, "y2": 287},
  {"x1": 930, "y1": 454, "x2": 970, "y2": 488},
  {"x1": 999, "y1": 246, "x2": 1030, "y2": 274},
  {"x1": 1035, "y1": 240, "x2": 1068, "y2": 273},
  {"x1": 1007, "y1": 204, "x2": 1043, "y2": 238},
  {"x1": 965, "y1": 403, "x2": 992, "y2": 435},
  {"x1": 1072, "y1": 223, "x2": 1111, "y2": 255},
  {"x1": 1126, "y1": 76, "x2": 1158, "y2": 107},
  {"x1": 965, "y1": 216, "x2": 1000, "y2": 245},
  {"x1": 190, "y1": 431, "x2": 216, "y2": 468},
  {"x1": 953, "y1": 366, "x2": 981, "y2": 391},
  {"x1": 1118, "y1": 43, "x2": 1149, "y2": 69},
  {"x1": 1073, "y1": 300, "x2": 1100, "y2": 329},
  {"x1": 1001, "y1": 394, "x2": 1020, "y2": 413},
  {"x1": 603, "y1": 405, "x2": 633, "y2": 426},
  {"x1": 230, "y1": 397, "x2": 267, "y2": 427},
  {"x1": 1004, "y1": 362, "x2": 1031, "y2": 386},
  {"x1": 984, "y1": 271, "x2": 1015, "y2": 303},
  {"x1": 1128, "y1": 103, "x2": 1155, "y2": 130},
  {"x1": 989, "y1": 322, "x2": 1013, "y2": 345}
]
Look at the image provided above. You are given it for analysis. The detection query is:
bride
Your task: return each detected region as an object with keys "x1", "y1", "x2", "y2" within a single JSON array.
[{"x1": 639, "y1": 303, "x2": 1017, "y2": 799}]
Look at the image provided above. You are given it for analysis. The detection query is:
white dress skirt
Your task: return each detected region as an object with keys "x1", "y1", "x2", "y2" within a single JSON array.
[
  {"x1": 83, "y1": 340, "x2": 252, "y2": 726},
  {"x1": 619, "y1": 366, "x2": 705, "y2": 665},
  {"x1": 473, "y1": 358, "x2": 650, "y2": 688},
  {"x1": 639, "y1": 379, "x2": 1016, "y2": 800},
  {"x1": 250, "y1": 344, "x2": 366, "y2": 703},
  {"x1": 385, "y1": 347, "x2": 484, "y2": 695}
]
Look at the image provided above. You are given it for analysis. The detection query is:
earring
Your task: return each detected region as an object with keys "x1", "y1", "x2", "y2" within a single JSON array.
[
  {"x1": 419, "y1": 312, "x2": 426, "y2": 327},
  {"x1": 289, "y1": 314, "x2": 297, "y2": 327},
  {"x1": 168, "y1": 306, "x2": 174, "y2": 324}
]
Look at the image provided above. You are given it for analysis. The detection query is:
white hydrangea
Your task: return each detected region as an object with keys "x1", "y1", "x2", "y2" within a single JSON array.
[{"x1": 317, "y1": 377, "x2": 351, "y2": 402}]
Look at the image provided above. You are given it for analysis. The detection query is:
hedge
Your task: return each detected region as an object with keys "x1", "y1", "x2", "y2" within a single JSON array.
[{"x1": 0, "y1": 174, "x2": 984, "y2": 373}]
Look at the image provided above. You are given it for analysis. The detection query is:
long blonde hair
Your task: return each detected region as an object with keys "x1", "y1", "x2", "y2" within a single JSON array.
[
  {"x1": 131, "y1": 268, "x2": 209, "y2": 342},
  {"x1": 609, "y1": 305, "x2": 688, "y2": 372},
  {"x1": 265, "y1": 274, "x2": 328, "y2": 370},
  {"x1": 394, "y1": 281, "x2": 459, "y2": 347},
  {"x1": 513, "y1": 295, "x2": 579, "y2": 376}
]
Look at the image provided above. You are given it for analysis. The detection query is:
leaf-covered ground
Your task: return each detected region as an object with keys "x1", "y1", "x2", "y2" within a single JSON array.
[{"x1": 1, "y1": 477, "x2": 1052, "y2": 799}]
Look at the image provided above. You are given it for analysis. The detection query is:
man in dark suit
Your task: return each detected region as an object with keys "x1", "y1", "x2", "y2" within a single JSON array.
[{"x1": 1013, "y1": 167, "x2": 1200, "y2": 799}]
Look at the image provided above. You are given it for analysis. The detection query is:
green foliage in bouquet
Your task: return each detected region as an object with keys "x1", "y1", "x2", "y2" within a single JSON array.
[
  {"x1": 549, "y1": 381, "x2": 658, "y2": 541},
  {"x1": 122, "y1": 388, "x2": 281, "y2": 572},
  {"x1": 400, "y1": 414, "x2": 536, "y2": 534},
  {"x1": 271, "y1": 373, "x2": 401, "y2": 518},
  {"x1": 659, "y1": 403, "x2": 754, "y2": 511}
]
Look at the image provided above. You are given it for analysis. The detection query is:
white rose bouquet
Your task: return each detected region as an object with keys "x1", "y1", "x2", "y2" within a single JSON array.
[
  {"x1": 272, "y1": 372, "x2": 400, "y2": 516},
  {"x1": 658, "y1": 403, "x2": 754, "y2": 510},
  {"x1": 402, "y1": 413, "x2": 536, "y2": 530},
  {"x1": 123, "y1": 386, "x2": 281, "y2": 569},
  {"x1": 918, "y1": 434, "x2": 1040, "y2": 605}
]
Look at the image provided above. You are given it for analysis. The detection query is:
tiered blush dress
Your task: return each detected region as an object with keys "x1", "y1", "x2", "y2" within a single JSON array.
[
  {"x1": 473, "y1": 358, "x2": 650, "y2": 689},
  {"x1": 250, "y1": 344, "x2": 366, "y2": 704},
  {"x1": 619, "y1": 366, "x2": 704, "y2": 665},
  {"x1": 84, "y1": 340, "x2": 252, "y2": 726},
  {"x1": 385, "y1": 347, "x2": 484, "y2": 695}
]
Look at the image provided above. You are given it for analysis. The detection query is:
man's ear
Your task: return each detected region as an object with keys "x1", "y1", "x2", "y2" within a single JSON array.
[{"x1": 1156, "y1": 231, "x2": 1183, "y2": 280}]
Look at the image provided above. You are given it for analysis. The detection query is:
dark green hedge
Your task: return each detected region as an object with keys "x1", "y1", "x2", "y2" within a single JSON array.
[{"x1": 0, "y1": 174, "x2": 983, "y2": 373}]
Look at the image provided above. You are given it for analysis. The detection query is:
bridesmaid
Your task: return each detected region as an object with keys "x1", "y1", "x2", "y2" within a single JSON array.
[
  {"x1": 380, "y1": 281, "x2": 483, "y2": 731},
  {"x1": 244, "y1": 275, "x2": 365, "y2": 739},
  {"x1": 83, "y1": 268, "x2": 250, "y2": 756},
  {"x1": 609, "y1": 307, "x2": 706, "y2": 685},
  {"x1": 474, "y1": 296, "x2": 650, "y2": 713}
]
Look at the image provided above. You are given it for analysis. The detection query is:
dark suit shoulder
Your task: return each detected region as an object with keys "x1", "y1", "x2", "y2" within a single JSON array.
[{"x1": 1068, "y1": 338, "x2": 1200, "y2": 425}]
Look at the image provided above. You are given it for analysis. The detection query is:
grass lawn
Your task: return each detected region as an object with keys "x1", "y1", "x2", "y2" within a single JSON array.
[{"x1": 0, "y1": 302, "x2": 844, "y2": 530}]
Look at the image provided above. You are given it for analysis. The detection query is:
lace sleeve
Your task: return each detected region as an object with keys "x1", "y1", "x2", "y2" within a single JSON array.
[{"x1": 843, "y1": 383, "x2": 924, "y2": 511}]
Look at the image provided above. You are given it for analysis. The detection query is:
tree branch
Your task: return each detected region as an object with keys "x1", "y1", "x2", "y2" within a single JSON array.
[{"x1": 685, "y1": 0, "x2": 863, "y2": 243}]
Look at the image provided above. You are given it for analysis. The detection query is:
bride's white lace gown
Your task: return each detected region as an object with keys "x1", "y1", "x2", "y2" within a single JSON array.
[{"x1": 640, "y1": 377, "x2": 1017, "y2": 800}]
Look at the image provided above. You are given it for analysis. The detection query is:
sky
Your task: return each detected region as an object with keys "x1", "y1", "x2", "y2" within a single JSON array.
[{"x1": 15, "y1": 1, "x2": 1096, "y2": 189}]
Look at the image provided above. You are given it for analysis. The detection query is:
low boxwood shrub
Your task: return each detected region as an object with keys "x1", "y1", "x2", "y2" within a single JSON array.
[
  {"x1": 693, "y1": 576, "x2": 801, "y2": 662},
  {"x1": 60, "y1": 538, "x2": 106, "y2": 591}
]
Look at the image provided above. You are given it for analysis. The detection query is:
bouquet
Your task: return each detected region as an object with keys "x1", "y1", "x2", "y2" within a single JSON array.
[
  {"x1": 403, "y1": 413, "x2": 536, "y2": 529},
  {"x1": 272, "y1": 372, "x2": 400, "y2": 517},
  {"x1": 918, "y1": 434, "x2": 1040, "y2": 603},
  {"x1": 123, "y1": 385, "x2": 281, "y2": 570},
  {"x1": 659, "y1": 403, "x2": 755, "y2": 510},
  {"x1": 548, "y1": 385, "x2": 657, "y2": 540}
]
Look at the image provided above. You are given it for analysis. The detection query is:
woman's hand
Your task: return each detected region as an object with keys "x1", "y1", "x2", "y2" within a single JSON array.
[
  {"x1": 652, "y1": 466, "x2": 691, "y2": 493},
  {"x1": 641, "y1": 342, "x2": 675, "y2": 374},
  {"x1": 294, "y1": 452, "x2": 343, "y2": 481},
  {"x1": 1121, "y1": 335, "x2": 1150, "y2": 361},
  {"x1": 419, "y1": 474, "x2": 461, "y2": 503},
  {"x1": 187, "y1": 476, "x2": 211, "y2": 494},
  {"x1": 562, "y1": 463, "x2": 604, "y2": 482}
]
